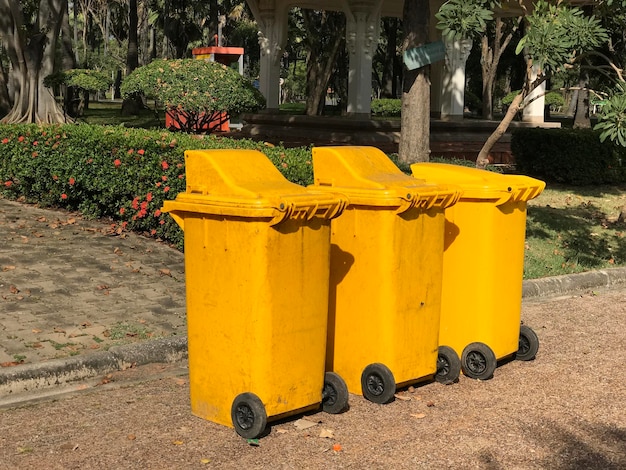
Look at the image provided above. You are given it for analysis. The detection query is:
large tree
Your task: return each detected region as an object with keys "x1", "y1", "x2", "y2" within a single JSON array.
[
  {"x1": 398, "y1": 0, "x2": 430, "y2": 164},
  {"x1": 0, "y1": 0, "x2": 68, "y2": 123}
]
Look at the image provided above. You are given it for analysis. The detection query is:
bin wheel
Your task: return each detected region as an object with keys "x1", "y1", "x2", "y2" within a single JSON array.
[
  {"x1": 461, "y1": 342, "x2": 497, "y2": 380},
  {"x1": 231, "y1": 392, "x2": 267, "y2": 439},
  {"x1": 517, "y1": 325, "x2": 539, "y2": 361},
  {"x1": 322, "y1": 371, "x2": 349, "y2": 414},
  {"x1": 361, "y1": 363, "x2": 396, "y2": 404},
  {"x1": 435, "y1": 345, "x2": 461, "y2": 384}
]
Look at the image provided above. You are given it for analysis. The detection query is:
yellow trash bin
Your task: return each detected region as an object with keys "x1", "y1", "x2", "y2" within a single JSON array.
[
  {"x1": 311, "y1": 146, "x2": 460, "y2": 403},
  {"x1": 162, "y1": 149, "x2": 348, "y2": 439},
  {"x1": 410, "y1": 163, "x2": 545, "y2": 381}
]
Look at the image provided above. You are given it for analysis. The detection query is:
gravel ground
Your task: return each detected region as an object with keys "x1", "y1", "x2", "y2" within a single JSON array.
[{"x1": 1, "y1": 288, "x2": 625, "y2": 469}]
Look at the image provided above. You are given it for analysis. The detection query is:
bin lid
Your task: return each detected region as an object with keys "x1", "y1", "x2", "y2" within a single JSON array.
[
  {"x1": 162, "y1": 149, "x2": 346, "y2": 228},
  {"x1": 311, "y1": 147, "x2": 460, "y2": 212},
  {"x1": 410, "y1": 163, "x2": 545, "y2": 205}
]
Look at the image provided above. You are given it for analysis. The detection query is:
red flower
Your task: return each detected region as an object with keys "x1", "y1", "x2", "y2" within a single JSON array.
[
  {"x1": 32, "y1": 151, "x2": 38, "y2": 158},
  {"x1": 162, "y1": 175, "x2": 168, "y2": 181},
  {"x1": 52, "y1": 175, "x2": 58, "y2": 181},
  {"x1": 119, "y1": 207, "x2": 126, "y2": 215},
  {"x1": 128, "y1": 149, "x2": 134, "y2": 155},
  {"x1": 178, "y1": 174, "x2": 184, "y2": 179},
  {"x1": 154, "y1": 209, "x2": 162, "y2": 217},
  {"x1": 1, "y1": 138, "x2": 8, "y2": 144},
  {"x1": 146, "y1": 192, "x2": 153, "y2": 202},
  {"x1": 69, "y1": 177, "x2": 75, "y2": 186},
  {"x1": 18, "y1": 136, "x2": 24, "y2": 142},
  {"x1": 138, "y1": 149, "x2": 145, "y2": 155},
  {"x1": 150, "y1": 229, "x2": 157, "y2": 236},
  {"x1": 159, "y1": 220, "x2": 165, "y2": 225},
  {"x1": 4, "y1": 181, "x2": 12, "y2": 187},
  {"x1": 140, "y1": 201, "x2": 148, "y2": 211},
  {"x1": 164, "y1": 186, "x2": 170, "y2": 193},
  {"x1": 32, "y1": 141, "x2": 38, "y2": 146},
  {"x1": 114, "y1": 159, "x2": 122, "y2": 167},
  {"x1": 131, "y1": 197, "x2": 139, "y2": 210},
  {"x1": 161, "y1": 161, "x2": 169, "y2": 170},
  {"x1": 61, "y1": 193, "x2": 68, "y2": 200},
  {"x1": 155, "y1": 182, "x2": 162, "y2": 188}
]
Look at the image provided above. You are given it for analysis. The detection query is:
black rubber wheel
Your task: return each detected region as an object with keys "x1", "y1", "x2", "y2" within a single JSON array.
[
  {"x1": 361, "y1": 363, "x2": 396, "y2": 404},
  {"x1": 517, "y1": 324, "x2": 539, "y2": 361},
  {"x1": 231, "y1": 392, "x2": 267, "y2": 439},
  {"x1": 322, "y1": 371, "x2": 349, "y2": 414},
  {"x1": 435, "y1": 345, "x2": 461, "y2": 384},
  {"x1": 461, "y1": 342, "x2": 497, "y2": 380}
]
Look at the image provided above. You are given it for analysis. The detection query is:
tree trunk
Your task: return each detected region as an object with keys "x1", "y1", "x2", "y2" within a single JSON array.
[
  {"x1": 573, "y1": 72, "x2": 591, "y2": 129},
  {"x1": 0, "y1": 55, "x2": 11, "y2": 117},
  {"x1": 381, "y1": 18, "x2": 398, "y2": 98},
  {"x1": 302, "y1": 10, "x2": 345, "y2": 116},
  {"x1": 0, "y1": 0, "x2": 68, "y2": 124},
  {"x1": 398, "y1": 0, "x2": 430, "y2": 164},
  {"x1": 122, "y1": 0, "x2": 142, "y2": 115}
]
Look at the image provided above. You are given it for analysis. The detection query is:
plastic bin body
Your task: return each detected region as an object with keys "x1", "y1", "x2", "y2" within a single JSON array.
[
  {"x1": 410, "y1": 163, "x2": 545, "y2": 361},
  {"x1": 163, "y1": 149, "x2": 344, "y2": 428},
  {"x1": 312, "y1": 147, "x2": 460, "y2": 395}
]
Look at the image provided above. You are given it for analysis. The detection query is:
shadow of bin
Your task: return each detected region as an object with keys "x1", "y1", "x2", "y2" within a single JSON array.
[{"x1": 162, "y1": 149, "x2": 348, "y2": 439}]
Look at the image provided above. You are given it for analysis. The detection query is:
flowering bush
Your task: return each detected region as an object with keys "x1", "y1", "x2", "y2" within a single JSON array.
[{"x1": 0, "y1": 124, "x2": 313, "y2": 249}]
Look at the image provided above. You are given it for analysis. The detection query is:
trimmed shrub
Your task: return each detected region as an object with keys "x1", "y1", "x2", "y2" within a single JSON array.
[
  {"x1": 371, "y1": 99, "x2": 401, "y2": 117},
  {"x1": 0, "y1": 124, "x2": 313, "y2": 250},
  {"x1": 121, "y1": 59, "x2": 265, "y2": 133},
  {"x1": 511, "y1": 128, "x2": 626, "y2": 185}
]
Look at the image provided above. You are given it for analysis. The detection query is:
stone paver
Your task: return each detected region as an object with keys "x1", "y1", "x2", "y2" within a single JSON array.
[{"x1": 0, "y1": 198, "x2": 187, "y2": 366}]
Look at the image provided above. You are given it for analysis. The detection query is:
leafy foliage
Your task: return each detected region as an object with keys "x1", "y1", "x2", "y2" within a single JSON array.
[
  {"x1": 435, "y1": 0, "x2": 496, "y2": 41},
  {"x1": 515, "y1": 0, "x2": 608, "y2": 74},
  {"x1": 501, "y1": 90, "x2": 564, "y2": 107},
  {"x1": 121, "y1": 59, "x2": 265, "y2": 133},
  {"x1": 0, "y1": 124, "x2": 313, "y2": 250},
  {"x1": 371, "y1": 99, "x2": 402, "y2": 117},
  {"x1": 512, "y1": 128, "x2": 626, "y2": 185}
]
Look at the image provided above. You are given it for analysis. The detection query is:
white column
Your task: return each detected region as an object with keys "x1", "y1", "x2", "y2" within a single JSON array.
[
  {"x1": 523, "y1": 65, "x2": 546, "y2": 123},
  {"x1": 345, "y1": 5, "x2": 381, "y2": 117},
  {"x1": 440, "y1": 39, "x2": 472, "y2": 120},
  {"x1": 257, "y1": 10, "x2": 287, "y2": 111}
]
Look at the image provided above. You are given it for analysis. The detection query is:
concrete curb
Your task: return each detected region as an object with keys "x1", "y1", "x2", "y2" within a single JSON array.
[
  {"x1": 0, "y1": 336, "x2": 187, "y2": 406},
  {"x1": 522, "y1": 266, "x2": 626, "y2": 298},
  {"x1": 2, "y1": 267, "x2": 626, "y2": 405}
]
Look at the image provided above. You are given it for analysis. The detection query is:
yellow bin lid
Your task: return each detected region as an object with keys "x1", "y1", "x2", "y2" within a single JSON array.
[
  {"x1": 311, "y1": 147, "x2": 460, "y2": 212},
  {"x1": 410, "y1": 163, "x2": 545, "y2": 205},
  {"x1": 162, "y1": 149, "x2": 346, "y2": 229}
]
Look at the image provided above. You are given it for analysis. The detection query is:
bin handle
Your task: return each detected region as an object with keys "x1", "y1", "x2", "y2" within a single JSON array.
[{"x1": 394, "y1": 192, "x2": 419, "y2": 214}]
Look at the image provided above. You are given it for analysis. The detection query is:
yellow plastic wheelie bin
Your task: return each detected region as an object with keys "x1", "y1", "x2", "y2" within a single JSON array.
[
  {"x1": 410, "y1": 163, "x2": 545, "y2": 381},
  {"x1": 311, "y1": 146, "x2": 460, "y2": 404},
  {"x1": 162, "y1": 149, "x2": 348, "y2": 439}
]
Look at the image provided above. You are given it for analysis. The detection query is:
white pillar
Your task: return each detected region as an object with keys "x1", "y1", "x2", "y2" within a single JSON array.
[
  {"x1": 257, "y1": 10, "x2": 287, "y2": 111},
  {"x1": 523, "y1": 65, "x2": 546, "y2": 123},
  {"x1": 440, "y1": 39, "x2": 472, "y2": 121},
  {"x1": 345, "y1": 10, "x2": 380, "y2": 117}
]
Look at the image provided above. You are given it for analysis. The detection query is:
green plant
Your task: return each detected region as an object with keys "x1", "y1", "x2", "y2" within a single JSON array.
[
  {"x1": 595, "y1": 89, "x2": 626, "y2": 147},
  {"x1": 436, "y1": 0, "x2": 495, "y2": 41},
  {"x1": 371, "y1": 99, "x2": 402, "y2": 117},
  {"x1": 107, "y1": 322, "x2": 152, "y2": 340},
  {"x1": 121, "y1": 59, "x2": 266, "y2": 134},
  {"x1": 511, "y1": 128, "x2": 626, "y2": 185},
  {"x1": 501, "y1": 90, "x2": 564, "y2": 107}
]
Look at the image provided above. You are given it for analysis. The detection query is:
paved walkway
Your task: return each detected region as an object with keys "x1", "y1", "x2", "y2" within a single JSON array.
[{"x1": 0, "y1": 198, "x2": 187, "y2": 366}]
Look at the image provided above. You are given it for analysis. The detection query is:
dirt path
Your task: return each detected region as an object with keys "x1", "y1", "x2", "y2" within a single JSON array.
[{"x1": 2, "y1": 288, "x2": 625, "y2": 469}]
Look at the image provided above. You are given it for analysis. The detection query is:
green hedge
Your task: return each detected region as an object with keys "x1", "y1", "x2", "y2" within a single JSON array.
[
  {"x1": 511, "y1": 128, "x2": 626, "y2": 185},
  {"x1": 371, "y1": 99, "x2": 401, "y2": 117},
  {"x1": 0, "y1": 124, "x2": 314, "y2": 249}
]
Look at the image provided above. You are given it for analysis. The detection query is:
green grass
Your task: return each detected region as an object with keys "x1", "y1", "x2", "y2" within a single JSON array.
[
  {"x1": 525, "y1": 184, "x2": 626, "y2": 278},
  {"x1": 80, "y1": 101, "x2": 164, "y2": 128}
]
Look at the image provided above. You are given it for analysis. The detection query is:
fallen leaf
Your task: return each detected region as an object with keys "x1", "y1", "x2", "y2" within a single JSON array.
[
  {"x1": 53, "y1": 327, "x2": 66, "y2": 334},
  {"x1": 275, "y1": 429, "x2": 288, "y2": 434},
  {"x1": 60, "y1": 443, "x2": 79, "y2": 451},
  {"x1": 32, "y1": 232, "x2": 44, "y2": 238},
  {"x1": 114, "y1": 247, "x2": 122, "y2": 254},
  {"x1": 9, "y1": 285, "x2": 19, "y2": 294},
  {"x1": 96, "y1": 285, "x2": 109, "y2": 290},
  {"x1": 32, "y1": 329, "x2": 42, "y2": 334},
  {"x1": 426, "y1": 401, "x2": 435, "y2": 407},
  {"x1": 1, "y1": 361, "x2": 24, "y2": 367},
  {"x1": 407, "y1": 386, "x2": 415, "y2": 393},
  {"x1": 81, "y1": 322, "x2": 92, "y2": 328},
  {"x1": 394, "y1": 393, "x2": 412, "y2": 401},
  {"x1": 66, "y1": 218, "x2": 76, "y2": 225},
  {"x1": 2, "y1": 265, "x2": 15, "y2": 272},
  {"x1": 319, "y1": 429, "x2": 334, "y2": 439},
  {"x1": 200, "y1": 459, "x2": 210, "y2": 464},
  {"x1": 294, "y1": 418, "x2": 318, "y2": 430},
  {"x1": 172, "y1": 440, "x2": 184, "y2": 446},
  {"x1": 127, "y1": 434, "x2": 136, "y2": 441},
  {"x1": 159, "y1": 268, "x2": 172, "y2": 277},
  {"x1": 37, "y1": 216, "x2": 47, "y2": 222},
  {"x1": 411, "y1": 413, "x2": 426, "y2": 419}
]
